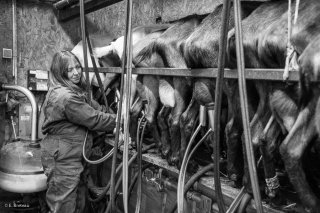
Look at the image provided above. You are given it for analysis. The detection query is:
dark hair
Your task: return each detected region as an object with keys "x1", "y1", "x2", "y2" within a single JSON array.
[{"x1": 50, "y1": 50, "x2": 87, "y2": 95}]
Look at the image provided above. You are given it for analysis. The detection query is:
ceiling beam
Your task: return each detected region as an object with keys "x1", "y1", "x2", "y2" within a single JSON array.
[{"x1": 56, "y1": 0, "x2": 123, "y2": 22}]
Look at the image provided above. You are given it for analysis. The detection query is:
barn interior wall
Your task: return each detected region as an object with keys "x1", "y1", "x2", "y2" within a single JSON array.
[
  {"x1": 1, "y1": 0, "x2": 222, "y2": 89},
  {"x1": 0, "y1": 0, "x2": 13, "y2": 86},
  {"x1": 0, "y1": 0, "x2": 221, "y2": 139}
]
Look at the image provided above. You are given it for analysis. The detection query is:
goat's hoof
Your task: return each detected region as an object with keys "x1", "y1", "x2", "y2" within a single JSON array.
[
  {"x1": 168, "y1": 152, "x2": 180, "y2": 167},
  {"x1": 229, "y1": 174, "x2": 242, "y2": 188},
  {"x1": 161, "y1": 146, "x2": 170, "y2": 159}
]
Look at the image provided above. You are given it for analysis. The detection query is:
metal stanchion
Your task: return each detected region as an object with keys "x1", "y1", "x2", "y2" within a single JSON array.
[
  {"x1": 79, "y1": 0, "x2": 91, "y2": 105},
  {"x1": 122, "y1": 0, "x2": 134, "y2": 213}
]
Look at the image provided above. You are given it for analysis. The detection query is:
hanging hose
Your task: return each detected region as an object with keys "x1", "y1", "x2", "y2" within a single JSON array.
[
  {"x1": 177, "y1": 105, "x2": 207, "y2": 213},
  {"x1": 81, "y1": 25, "x2": 121, "y2": 164},
  {"x1": 135, "y1": 114, "x2": 147, "y2": 213},
  {"x1": 226, "y1": 187, "x2": 246, "y2": 213},
  {"x1": 109, "y1": 2, "x2": 132, "y2": 210},
  {"x1": 105, "y1": 164, "x2": 151, "y2": 213},
  {"x1": 169, "y1": 163, "x2": 214, "y2": 213},
  {"x1": 177, "y1": 128, "x2": 213, "y2": 213},
  {"x1": 236, "y1": 193, "x2": 252, "y2": 213},
  {"x1": 233, "y1": 0, "x2": 263, "y2": 211},
  {"x1": 283, "y1": 0, "x2": 300, "y2": 80},
  {"x1": 214, "y1": 0, "x2": 231, "y2": 212},
  {"x1": 85, "y1": 27, "x2": 109, "y2": 108},
  {"x1": 177, "y1": 123, "x2": 202, "y2": 213},
  {"x1": 82, "y1": 102, "x2": 124, "y2": 164},
  {"x1": 88, "y1": 142, "x2": 154, "y2": 203},
  {"x1": 129, "y1": 164, "x2": 151, "y2": 202},
  {"x1": 104, "y1": 144, "x2": 155, "y2": 213}
]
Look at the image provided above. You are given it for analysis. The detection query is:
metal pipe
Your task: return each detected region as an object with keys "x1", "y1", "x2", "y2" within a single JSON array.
[
  {"x1": 122, "y1": 0, "x2": 134, "y2": 212},
  {"x1": 12, "y1": 0, "x2": 17, "y2": 85},
  {"x1": 80, "y1": 0, "x2": 91, "y2": 105},
  {"x1": 233, "y1": 0, "x2": 263, "y2": 212},
  {"x1": 213, "y1": 0, "x2": 231, "y2": 211},
  {"x1": 85, "y1": 67, "x2": 303, "y2": 81},
  {"x1": 1, "y1": 84, "x2": 37, "y2": 142}
]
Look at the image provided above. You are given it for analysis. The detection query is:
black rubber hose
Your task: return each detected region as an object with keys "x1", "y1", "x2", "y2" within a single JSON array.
[
  {"x1": 214, "y1": 0, "x2": 232, "y2": 212},
  {"x1": 168, "y1": 163, "x2": 214, "y2": 213},
  {"x1": 129, "y1": 164, "x2": 151, "y2": 202},
  {"x1": 105, "y1": 163, "x2": 151, "y2": 213},
  {"x1": 135, "y1": 117, "x2": 146, "y2": 213},
  {"x1": 237, "y1": 193, "x2": 252, "y2": 213},
  {"x1": 85, "y1": 27, "x2": 109, "y2": 108},
  {"x1": 89, "y1": 143, "x2": 154, "y2": 203},
  {"x1": 104, "y1": 143, "x2": 155, "y2": 213}
]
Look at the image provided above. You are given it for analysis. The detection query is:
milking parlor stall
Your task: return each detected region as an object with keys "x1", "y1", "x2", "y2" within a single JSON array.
[{"x1": 2, "y1": 0, "x2": 320, "y2": 212}]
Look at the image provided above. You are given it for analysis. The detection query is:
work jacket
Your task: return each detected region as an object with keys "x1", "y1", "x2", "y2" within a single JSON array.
[{"x1": 42, "y1": 85, "x2": 116, "y2": 141}]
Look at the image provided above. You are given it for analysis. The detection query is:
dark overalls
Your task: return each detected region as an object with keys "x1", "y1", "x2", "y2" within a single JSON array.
[{"x1": 40, "y1": 85, "x2": 116, "y2": 213}]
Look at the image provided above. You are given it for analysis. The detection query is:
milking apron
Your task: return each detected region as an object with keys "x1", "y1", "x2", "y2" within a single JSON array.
[{"x1": 40, "y1": 85, "x2": 116, "y2": 213}]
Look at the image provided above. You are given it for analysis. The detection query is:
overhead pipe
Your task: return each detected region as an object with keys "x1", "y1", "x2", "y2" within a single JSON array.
[
  {"x1": 233, "y1": 0, "x2": 263, "y2": 212},
  {"x1": 12, "y1": 0, "x2": 18, "y2": 85},
  {"x1": 214, "y1": 0, "x2": 231, "y2": 211},
  {"x1": 1, "y1": 84, "x2": 38, "y2": 143}
]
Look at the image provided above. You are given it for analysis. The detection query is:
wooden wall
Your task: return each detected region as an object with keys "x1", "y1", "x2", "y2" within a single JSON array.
[
  {"x1": 0, "y1": 0, "x2": 223, "y2": 88},
  {"x1": 0, "y1": 0, "x2": 223, "y2": 139},
  {"x1": 0, "y1": 0, "x2": 13, "y2": 85}
]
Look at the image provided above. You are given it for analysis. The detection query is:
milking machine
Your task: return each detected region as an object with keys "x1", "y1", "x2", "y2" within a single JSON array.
[
  {"x1": 0, "y1": 83, "x2": 47, "y2": 212},
  {"x1": 76, "y1": 0, "x2": 267, "y2": 211}
]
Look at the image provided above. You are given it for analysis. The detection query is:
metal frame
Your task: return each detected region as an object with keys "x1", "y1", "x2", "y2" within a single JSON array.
[
  {"x1": 76, "y1": 0, "x2": 302, "y2": 213},
  {"x1": 58, "y1": 0, "x2": 123, "y2": 22},
  {"x1": 85, "y1": 67, "x2": 301, "y2": 81}
]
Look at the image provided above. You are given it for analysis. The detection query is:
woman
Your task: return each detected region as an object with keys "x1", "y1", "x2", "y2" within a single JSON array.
[{"x1": 40, "y1": 50, "x2": 116, "y2": 213}]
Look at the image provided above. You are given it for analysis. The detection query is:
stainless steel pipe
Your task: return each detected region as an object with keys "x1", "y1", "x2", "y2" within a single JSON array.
[{"x1": 1, "y1": 84, "x2": 38, "y2": 142}]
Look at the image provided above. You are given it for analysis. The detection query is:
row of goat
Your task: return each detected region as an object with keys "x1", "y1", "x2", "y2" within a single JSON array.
[{"x1": 74, "y1": 0, "x2": 320, "y2": 212}]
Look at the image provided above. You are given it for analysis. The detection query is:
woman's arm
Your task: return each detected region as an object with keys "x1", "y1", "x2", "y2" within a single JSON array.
[{"x1": 64, "y1": 94, "x2": 116, "y2": 132}]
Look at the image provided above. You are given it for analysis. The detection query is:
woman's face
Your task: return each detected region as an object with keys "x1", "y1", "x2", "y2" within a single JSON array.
[{"x1": 67, "y1": 58, "x2": 82, "y2": 84}]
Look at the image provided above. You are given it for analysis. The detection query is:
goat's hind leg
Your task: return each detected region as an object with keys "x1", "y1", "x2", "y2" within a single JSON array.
[
  {"x1": 280, "y1": 104, "x2": 320, "y2": 212},
  {"x1": 179, "y1": 96, "x2": 199, "y2": 169},
  {"x1": 259, "y1": 116, "x2": 285, "y2": 206},
  {"x1": 157, "y1": 105, "x2": 171, "y2": 158},
  {"x1": 168, "y1": 77, "x2": 189, "y2": 166}
]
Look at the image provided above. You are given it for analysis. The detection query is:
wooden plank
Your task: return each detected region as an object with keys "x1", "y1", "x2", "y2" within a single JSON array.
[
  {"x1": 88, "y1": 67, "x2": 301, "y2": 81},
  {"x1": 57, "y1": 0, "x2": 123, "y2": 22}
]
